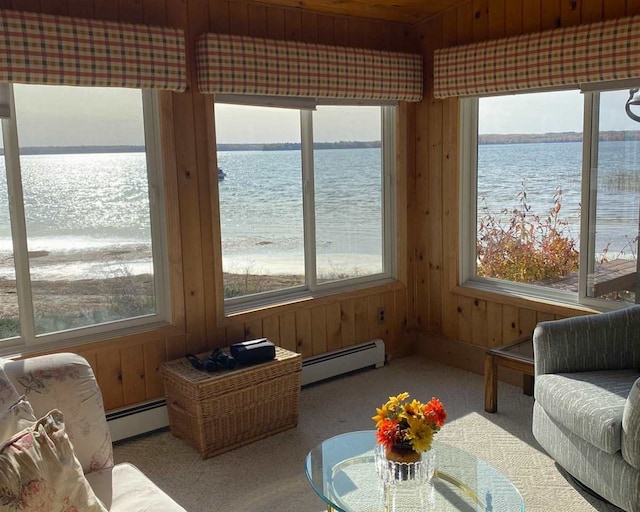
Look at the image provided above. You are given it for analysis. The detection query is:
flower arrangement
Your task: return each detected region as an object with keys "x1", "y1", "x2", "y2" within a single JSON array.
[{"x1": 373, "y1": 392, "x2": 446, "y2": 456}]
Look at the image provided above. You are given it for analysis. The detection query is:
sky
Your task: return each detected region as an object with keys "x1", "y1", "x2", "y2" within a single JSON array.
[
  {"x1": 9, "y1": 84, "x2": 145, "y2": 147},
  {"x1": 214, "y1": 103, "x2": 381, "y2": 144},
  {"x1": 479, "y1": 88, "x2": 640, "y2": 134},
  {"x1": 4, "y1": 84, "x2": 640, "y2": 148}
]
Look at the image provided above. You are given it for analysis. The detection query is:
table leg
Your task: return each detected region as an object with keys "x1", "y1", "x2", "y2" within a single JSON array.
[
  {"x1": 484, "y1": 354, "x2": 498, "y2": 413},
  {"x1": 523, "y1": 374, "x2": 534, "y2": 396}
]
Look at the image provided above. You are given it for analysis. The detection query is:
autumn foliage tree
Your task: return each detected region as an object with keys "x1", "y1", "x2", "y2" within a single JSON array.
[{"x1": 477, "y1": 186, "x2": 579, "y2": 282}]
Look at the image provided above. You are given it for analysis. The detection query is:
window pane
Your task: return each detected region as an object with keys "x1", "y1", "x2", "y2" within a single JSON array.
[
  {"x1": 313, "y1": 106, "x2": 384, "y2": 282},
  {"x1": 0, "y1": 123, "x2": 20, "y2": 340},
  {"x1": 476, "y1": 91, "x2": 583, "y2": 290},
  {"x1": 13, "y1": 85, "x2": 156, "y2": 335},
  {"x1": 587, "y1": 90, "x2": 640, "y2": 303},
  {"x1": 215, "y1": 104, "x2": 304, "y2": 298}
]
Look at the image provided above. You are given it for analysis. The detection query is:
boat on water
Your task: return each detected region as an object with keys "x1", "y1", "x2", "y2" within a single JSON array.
[{"x1": 218, "y1": 168, "x2": 226, "y2": 181}]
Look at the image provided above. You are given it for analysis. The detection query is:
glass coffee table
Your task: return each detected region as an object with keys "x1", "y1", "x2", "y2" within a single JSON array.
[{"x1": 305, "y1": 431, "x2": 525, "y2": 511}]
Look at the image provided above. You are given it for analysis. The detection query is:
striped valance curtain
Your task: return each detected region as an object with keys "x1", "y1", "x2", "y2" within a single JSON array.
[
  {"x1": 196, "y1": 33, "x2": 423, "y2": 102},
  {"x1": 434, "y1": 15, "x2": 640, "y2": 99},
  {"x1": 0, "y1": 9, "x2": 187, "y2": 91}
]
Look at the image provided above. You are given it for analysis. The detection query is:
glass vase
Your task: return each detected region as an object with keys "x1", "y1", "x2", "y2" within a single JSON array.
[{"x1": 374, "y1": 444, "x2": 435, "y2": 486}]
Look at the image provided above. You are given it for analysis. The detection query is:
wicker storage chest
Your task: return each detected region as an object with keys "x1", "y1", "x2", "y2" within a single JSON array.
[{"x1": 161, "y1": 346, "x2": 301, "y2": 459}]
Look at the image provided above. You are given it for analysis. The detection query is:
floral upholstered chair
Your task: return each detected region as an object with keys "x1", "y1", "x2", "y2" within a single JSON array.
[{"x1": 0, "y1": 352, "x2": 186, "y2": 511}]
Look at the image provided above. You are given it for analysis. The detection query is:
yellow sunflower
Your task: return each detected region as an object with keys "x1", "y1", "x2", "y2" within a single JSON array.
[
  {"x1": 386, "y1": 392, "x2": 410, "y2": 412},
  {"x1": 405, "y1": 414, "x2": 435, "y2": 452},
  {"x1": 372, "y1": 404, "x2": 390, "y2": 428}
]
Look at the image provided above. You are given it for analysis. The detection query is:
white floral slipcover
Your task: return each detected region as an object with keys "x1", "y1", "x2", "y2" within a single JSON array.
[
  {"x1": 0, "y1": 353, "x2": 186, "y2": 512},
  {"x1": 0, "y1": 366, "x2": 20, "y2": 412}
]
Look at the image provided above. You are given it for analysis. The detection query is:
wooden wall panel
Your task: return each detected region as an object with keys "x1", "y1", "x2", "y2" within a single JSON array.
[
  {"x1": 340, "y1": 300, "x2": 356, "y2": 347},
  {"x1": 295, "y1": 309, "x2": 312, "y2": 357},
  {"x1": 504, "y1": 0, "x2": 523, "y2": 35},
  {"x1": 120, "y1": 345, "x2": 146, "y2": 405},
  {"x1": 487, "y1": 0, "x2": 505, "y2": 38},
  {"x1": 325, "y1": 303, "x2": 342, "y2": 351},
  {"x1": 629, "y1": 0, "x2": 640, "y2": 16},
  {"x1": 143, "y1": 339, "x2": 166, "y2": 398},
  {"x1": 279, "y1": 311, "x2": 297, "y2": 352},
  {"x1": 540, "y1": 0, "x2": 561, "y2": 29},
  {"x1": 412, "y1": 0, "x2": 623, "y2": 376},
  {"x1": 311, "y1": 306, "x2": 328, "y2": 355},
  {"x1": 522, "y1": 0, "x2": 541, "y2": 33},
  {"x1": 96, "y1": 350, "x2": 123, "y2": 411}
]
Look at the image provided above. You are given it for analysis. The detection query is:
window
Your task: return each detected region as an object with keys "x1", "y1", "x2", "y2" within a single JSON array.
[
  {"x1": 0, "y1": 84, "x2": 169, "y2": 351},
  {"x1": 214, "y1": 101, "x2": 396, "y2": 309},
  {"x1": 461, "y1": 86, "x2": 640, "y2": 308}
]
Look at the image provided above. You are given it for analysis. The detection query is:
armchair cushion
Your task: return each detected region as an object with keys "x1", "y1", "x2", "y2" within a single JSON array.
[
  {"x1": 623, "y1": 378, "x2": 640, "y2": 470},
  {"x1": 0, "y1": 397, "x2": 37, "y2": 443},
  {"x1": 535, "y1": 369, "x2": 640, "y2": 453},
  {"x1": 86, "y1": 463, "x2": 185, "y2": 512},
  {"x1": 0, "y1": 409, "x2": 106, "y2": 512}
]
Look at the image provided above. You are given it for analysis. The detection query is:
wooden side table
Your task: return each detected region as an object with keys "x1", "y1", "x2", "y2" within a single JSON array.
[{"x1": 484, "y1": 337, "x2": 534, "y2": 413}]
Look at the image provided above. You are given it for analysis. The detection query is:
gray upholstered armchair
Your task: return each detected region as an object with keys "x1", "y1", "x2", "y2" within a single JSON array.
[{"x1": 532, "y1": 306, "x2": 640, "y2": 512}]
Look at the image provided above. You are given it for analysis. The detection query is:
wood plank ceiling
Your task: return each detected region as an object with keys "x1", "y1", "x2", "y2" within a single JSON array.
[{"x1": 252, "y1": 0, "x2": 463, "y2": 24}]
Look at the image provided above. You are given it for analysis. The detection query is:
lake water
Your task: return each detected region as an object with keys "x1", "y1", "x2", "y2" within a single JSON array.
[
  {"x1": 0, "y1": 141, "x2": 638, "y2": 281},
  {"x1": 478, "y1": 140, "x2": 640, "y2": 260}
]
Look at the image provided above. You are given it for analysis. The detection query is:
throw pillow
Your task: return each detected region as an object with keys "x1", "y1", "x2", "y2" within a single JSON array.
[
  {"x1": 0, "y1": 397, "x2": 37, "y2": 444},
  {"x1": 0, "y1": 365, "x2": 19, "y2": 414},
  {"x1": 0, "y1": 409, "x2": 107, "y2": 512}
]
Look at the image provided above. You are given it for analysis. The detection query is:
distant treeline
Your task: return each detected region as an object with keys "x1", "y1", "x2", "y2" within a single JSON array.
[
  {"x1": 479, "y1": 131, "x2": 640, "y2": 144},
  {"x1": 217, "y1": 140, "x2": 381, "y2": 151},
  {"x1": 6, "y1": 132, "x2": 640, "y2": 155},
  {"x1": 1, "y1": 141, "x2": 381, "y2": 156},
  {"x1": 1, "y1": 145, "x2": 146, "y2": 156}
]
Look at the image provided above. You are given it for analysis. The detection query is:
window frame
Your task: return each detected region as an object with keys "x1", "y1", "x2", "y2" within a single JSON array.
[
  {"x1": 459, "y1": 85, "x2": 640, "y2": 311},
  {"x1": 215, "y1": 98, "x2": 398, "y2": 315},
  {"x1": 0, "y1": 85, "x2": 171, "y2": 354}
]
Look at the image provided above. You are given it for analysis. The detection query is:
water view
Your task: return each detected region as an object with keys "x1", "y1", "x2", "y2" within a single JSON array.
[{"x1": 0, "y1": 141, "x2": 638, "y2": 284}]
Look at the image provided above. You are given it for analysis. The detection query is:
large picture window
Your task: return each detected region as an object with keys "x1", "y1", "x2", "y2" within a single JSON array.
[
  {"x1": 214, "y1": 101, "x2": 396, "y2": 309},
  {"x1": 461, "y1": 86, "x2": 640, "y2": 308},
  {"x1": 0, "y1": 84, "x2": 169, "y2": 350}
]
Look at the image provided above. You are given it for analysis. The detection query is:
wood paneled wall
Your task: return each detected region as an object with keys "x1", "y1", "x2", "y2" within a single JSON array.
[
  {"x1": 411, "y1": 0, "x2": 637, "y2": 373},
  {"x1": 9, "y1": 0, "x2": 416, "y2": 411}
]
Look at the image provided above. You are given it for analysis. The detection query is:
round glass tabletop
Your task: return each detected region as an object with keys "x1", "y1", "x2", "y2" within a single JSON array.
[{"x1": 305, "y1": 430, "x2": 525, "y2": 512}]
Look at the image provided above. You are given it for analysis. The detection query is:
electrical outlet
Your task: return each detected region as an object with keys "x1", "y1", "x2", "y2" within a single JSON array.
[{"x1": 377, "y1": 306, "x2": 386, "y2": 324}]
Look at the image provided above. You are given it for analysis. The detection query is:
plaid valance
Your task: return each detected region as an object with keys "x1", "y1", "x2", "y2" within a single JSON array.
[
  {"x1": 196, "y1": 33, "x2": 423, "y2": 102},
  {"x1": 0, "y1": 10, "x2": 186, "y2": 91},
  {"x1": 434, "y1": 15, "x2": 640, "y2": 99}
]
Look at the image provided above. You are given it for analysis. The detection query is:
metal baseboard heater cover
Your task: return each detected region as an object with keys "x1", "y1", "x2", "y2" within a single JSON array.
[
  {"x1": 300, "y1": 338, "x2": 385, "y2": 386},
  {"x1": 107, "y1": 339, "x2": 385, "y2": 441}
]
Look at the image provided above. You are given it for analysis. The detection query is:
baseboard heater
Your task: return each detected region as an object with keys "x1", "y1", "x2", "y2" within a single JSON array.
[
  {"x1": 301, "y1": 338, "x2": 386, "y2": 387},
  {"x1": 107, "y1": 338, "x2": 385, "y2": 441},
  {"x1": 107, "y1": 399, "x2": 169, "y2": 443}
]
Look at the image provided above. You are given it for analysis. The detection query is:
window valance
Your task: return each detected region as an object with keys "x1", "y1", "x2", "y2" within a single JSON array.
[
  {"x1": 434, "y1": 15, "x2": 640, "y2": 99},
  {"x1": 196, "y1": 33, "x2": 423, "y2": 102},
  {"x1": 0, "y1": 10, "x2": 187, "y2": 91}
]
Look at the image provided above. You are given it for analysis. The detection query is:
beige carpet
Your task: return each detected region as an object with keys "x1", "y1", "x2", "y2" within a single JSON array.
[{"x1": 113, "y1": 356, "x2": 621, "y2": 511}]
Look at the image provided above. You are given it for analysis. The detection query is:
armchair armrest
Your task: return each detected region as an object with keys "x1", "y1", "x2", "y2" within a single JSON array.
[
  {"x1": 623, "y1": 377, "x2": 640, "y2": 470},
  {"x1": 533, "y1": 306, "x2": 640, "y2": 376}
]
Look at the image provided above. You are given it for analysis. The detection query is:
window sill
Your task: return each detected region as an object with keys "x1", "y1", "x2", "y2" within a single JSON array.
[
  {"x1": 452, "y1": 282, "x2": 601, "y2": 317},
  {"x1": 0, "y1": 320, "x2": 182, "y2": 360}
]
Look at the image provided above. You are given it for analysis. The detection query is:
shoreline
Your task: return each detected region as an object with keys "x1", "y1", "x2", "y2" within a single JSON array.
[{"x1": 0, "y1": 271, "x2": 306, "y2": 318}]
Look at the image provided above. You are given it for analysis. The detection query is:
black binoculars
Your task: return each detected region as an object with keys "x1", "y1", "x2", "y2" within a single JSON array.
[{"x1": 186, "y1": 348, "x2": 236, "y2": 372}]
